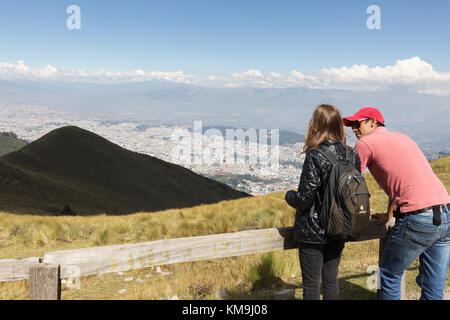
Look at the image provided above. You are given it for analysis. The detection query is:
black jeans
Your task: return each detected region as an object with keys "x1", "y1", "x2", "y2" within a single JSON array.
[{"x1": 298, "y1": 240, "x2": 345, "y2": 300}]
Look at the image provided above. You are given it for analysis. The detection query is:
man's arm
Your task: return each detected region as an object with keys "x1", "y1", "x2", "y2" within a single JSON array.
[
  {"x1": 355, "y1": 139, "x2": 394, "y2": 226},
  {"x1": 355, "y1": 140, "x2": 373, "y2": 173},
  {"x1": 373, "y1": 198, "x2": 396, "y2": 226}
]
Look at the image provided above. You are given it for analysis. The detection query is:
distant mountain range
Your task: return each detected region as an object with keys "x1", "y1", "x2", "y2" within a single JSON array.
[
  {"x1": 0, "y1": 132, "x2": 27, "y2": 156},
  {"x1": 0, "y1": 126, "x2": 249, "y2": 215},
  {"x1": 0, "y1": 79, "x2": 448, "y2": 154},
  {"x1": 200, "y1": 125, "x2": 305, "y2": 145}
]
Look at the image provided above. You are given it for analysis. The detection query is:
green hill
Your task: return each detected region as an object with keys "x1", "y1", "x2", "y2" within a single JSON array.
[
  {"x1": 0, "y1": 126, "x2": 249, "y2": 215},
  {"x1": 0, "y1": 132, "x2": 27, "y2": 156}
]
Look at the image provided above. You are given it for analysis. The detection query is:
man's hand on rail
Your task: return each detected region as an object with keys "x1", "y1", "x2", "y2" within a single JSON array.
[
  {"x1": 371, "y1": 199, "x2": 396, "y2": 227},
  {"x1": 371, "y1": 213, "x2": 392, "y2": 227}
]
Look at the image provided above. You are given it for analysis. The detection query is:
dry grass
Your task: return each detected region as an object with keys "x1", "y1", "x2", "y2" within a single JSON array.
[
  {"x1": 0, "y1": 157, "x2": 449, "y2": 300},
  {"x1": 0, "y1": 192, "x2": 293, "y2": 259}
]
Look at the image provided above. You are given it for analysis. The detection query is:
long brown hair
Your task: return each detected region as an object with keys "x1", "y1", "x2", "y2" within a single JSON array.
[{"x1": 302, "y1": 104, "x2": 347, "y2": 154}]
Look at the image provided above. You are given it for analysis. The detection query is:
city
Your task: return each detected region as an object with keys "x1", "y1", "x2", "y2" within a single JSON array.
[{"x1": 0, "y1": 105, "x2": 305, "y2": 195}]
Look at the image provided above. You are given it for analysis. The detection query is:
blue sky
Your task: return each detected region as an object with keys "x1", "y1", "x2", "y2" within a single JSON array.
[{"x1": 0, "y1": 0, "x2": 449, "y2": 76}]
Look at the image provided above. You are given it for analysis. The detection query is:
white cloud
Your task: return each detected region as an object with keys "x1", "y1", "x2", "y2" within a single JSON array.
[
  {"x1": 318, "y1": 57, "x2": 450, "y2": 85},
  {"x1": 205, "y1": 57, "x2": 450, "y2": 95},
  {"x1": 0, "y1": 60, "x2": 193, "y2": 83},
  {"x1": 232, "y1": 69, "x2": 264, "y2": 80},
  {"x1": 269, "y1": 72, "x2": 282, "y2": 79},
  {"x1": 1, "y1": 57, "x2": 450, "y2": 95},
  {"x1": 0, "y1": 60, "x2": 59, "y2": 79},
  {"x1": 316, "y1": 57, "x2": 450, "y2": 95}
]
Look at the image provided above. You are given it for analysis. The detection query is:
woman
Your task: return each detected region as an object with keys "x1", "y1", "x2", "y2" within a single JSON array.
[{"x1": 285, "y1": 104, "x2": 361, "y2": 300}]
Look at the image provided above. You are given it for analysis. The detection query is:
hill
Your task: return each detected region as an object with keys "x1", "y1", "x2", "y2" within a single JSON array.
[
  {"x1": 0, "y1": 132, "x2": 27, "y2": 156},
  {"x1": 0, "y1": 156, "x2": 448, "y2": 300},
  {"x1": 0, "y1": 126, "x2": 249, "y2": 215}
]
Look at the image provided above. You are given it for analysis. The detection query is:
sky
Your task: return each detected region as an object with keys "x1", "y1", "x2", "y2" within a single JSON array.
[{"x1": 0, "y1": 0, "x2": 450, "y2": 93}]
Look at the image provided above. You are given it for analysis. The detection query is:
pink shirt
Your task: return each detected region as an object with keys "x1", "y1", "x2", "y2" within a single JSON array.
[{"x1": 355, "y1": 127, "x2": 450, "y2": 213}]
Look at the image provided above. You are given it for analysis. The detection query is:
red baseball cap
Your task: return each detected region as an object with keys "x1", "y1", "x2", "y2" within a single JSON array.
[{"x1": 343, "y1": 107, "x2": 384, "y2": 127}]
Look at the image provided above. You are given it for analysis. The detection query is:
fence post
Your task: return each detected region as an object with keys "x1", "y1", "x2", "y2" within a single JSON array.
[{"x1": 29, "y1": 264, "x2": 61, "y2": 300}]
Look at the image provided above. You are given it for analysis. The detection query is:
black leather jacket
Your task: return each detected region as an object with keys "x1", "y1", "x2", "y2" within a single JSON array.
[{"x1": 285, "y1": 140, "x2": 361, "y2": 244}]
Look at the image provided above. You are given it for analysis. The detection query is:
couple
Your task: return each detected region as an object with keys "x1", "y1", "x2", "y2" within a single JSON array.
[{"x1": 285, "y1": 104, "x2": 450, "y2": 300}]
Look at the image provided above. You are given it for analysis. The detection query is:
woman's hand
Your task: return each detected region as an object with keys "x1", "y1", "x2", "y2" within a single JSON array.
[{"x1": 285, "y1": 190, "x2": 298, "y2": 209}]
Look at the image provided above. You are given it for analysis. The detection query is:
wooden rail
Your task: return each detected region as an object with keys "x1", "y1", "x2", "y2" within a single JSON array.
[{"x1": 0, "y1": 218, "x2": 400, "y2": 300}]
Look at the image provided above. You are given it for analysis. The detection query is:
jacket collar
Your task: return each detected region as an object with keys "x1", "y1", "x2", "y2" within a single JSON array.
[{"x1": 320, "y1": 140, "x2": 340, "y2": 146}]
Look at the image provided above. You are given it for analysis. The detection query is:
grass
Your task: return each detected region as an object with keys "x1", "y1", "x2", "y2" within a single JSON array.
[
  {"x1": 0, "y1": 157, "x2": 449, "y2": 300},
  {"x1": 0, "y1": 132, "x2": 27, "y2": 157}
]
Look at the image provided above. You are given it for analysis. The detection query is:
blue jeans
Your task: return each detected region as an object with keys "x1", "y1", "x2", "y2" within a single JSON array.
[{"x1": 379, "y1": 205, "x2": 450, "y2": 300}]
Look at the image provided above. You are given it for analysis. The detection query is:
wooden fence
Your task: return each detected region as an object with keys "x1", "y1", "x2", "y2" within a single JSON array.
[{"x1": 0, "y1": 218, "x2": 403, "y2": 300}]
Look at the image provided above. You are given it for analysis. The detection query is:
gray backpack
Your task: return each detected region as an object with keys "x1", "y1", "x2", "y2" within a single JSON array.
[{"x1": 317, "y1": 145, "x2": 371, "y2": 241}]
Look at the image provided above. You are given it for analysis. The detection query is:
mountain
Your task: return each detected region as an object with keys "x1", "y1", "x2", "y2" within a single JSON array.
[
  {"x1": 0, "y1": 132, "x2": 27, "y2": 156},
  {"x1": 0, "y1": 80, "x2": 450, "y2": 156},
  {"x1": 1, "y1": 80, "x2": 448, "y2": 154},
  {"x1": 201, "y1": 125, "x2": 305, "y2": 145},
  {"x1": 0, "y1": 126, "x2": 249, "y2": 215}
]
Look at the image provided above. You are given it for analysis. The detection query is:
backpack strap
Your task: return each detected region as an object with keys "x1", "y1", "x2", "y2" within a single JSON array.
[
  {"x1": 346, "y1": 147, "x2": 361, "y2": 168},
  {"x1": 316, "y1": 144, "x2": 340, "y2": 166},
  {"x1": 317, "y1": 144, "x2": 354, "y2": 165},
  {"x1": 345, "y1": 147, "x2": 353, "y2": 162}
]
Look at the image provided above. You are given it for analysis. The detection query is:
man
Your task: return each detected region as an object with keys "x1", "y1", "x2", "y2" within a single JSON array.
[{"x1": 343, "y1": 107, "x2": 450, "y2": 300}]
